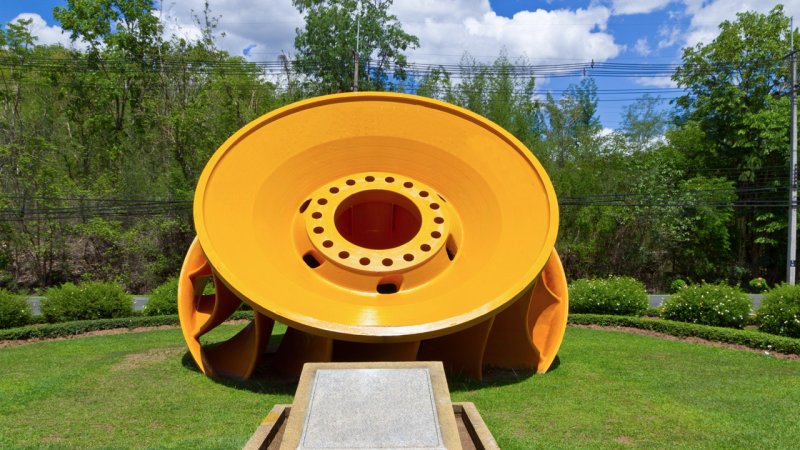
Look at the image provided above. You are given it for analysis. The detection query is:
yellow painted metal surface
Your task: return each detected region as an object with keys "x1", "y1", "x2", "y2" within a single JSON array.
[{"x1": 178, "y1": 92, "x2": 568, "y2": 379}]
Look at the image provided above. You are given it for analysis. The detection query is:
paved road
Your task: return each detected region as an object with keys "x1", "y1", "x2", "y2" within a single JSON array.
[
  {"x1": 25, "y1": 296, "x2": 149, "y2": 316},
  {"x1": 23, "y1": 294, "x2": 764, "y2": 315}
]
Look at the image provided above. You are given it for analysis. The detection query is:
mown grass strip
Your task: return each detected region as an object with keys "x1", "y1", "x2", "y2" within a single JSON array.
[
  {"x1": 0, "y1": 311, "x2": 254, "y2": 341},
  {"x1": 569, "y1": 313, "x2": 800, "y2": 355}
]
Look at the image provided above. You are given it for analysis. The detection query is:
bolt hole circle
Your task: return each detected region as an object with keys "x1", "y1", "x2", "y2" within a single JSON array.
[
  {"x1": 420, "y1": 244, "x2": 431, "y2": 252},
  {"x1": 430, "y1": 203, "x2": 440, "y2": 210},
  {"x1": 431, "y1": 231, "x2": 441, "y2": 238},
  {"x1": 385, "y1": 176, "x2": 395, "y2": 183},
  {"x1": 312, "y1": 212, "x2": 322, "y2": 219},
  {"x1": 339, "y1": 251, "x2": 350, "y2": 259},
  {"x1": 365, "y1": 176, "x2": 375, "y2": 182},
  {"x1": 403, "y1": 181, "x2": 413, "y2": 188},
  {"x1": 434, "y1": 217, "x2": 444, "y2": 224},
  {"x1": 382, "y1": 258, "x2": 393, "y2": 266},
  {"x1": 313, "y1": 226, "x2": 324, "y2": 234},
  {"x1": 419, "y1": 191, "x2": 429, "y2": 197},
  {"x1": 318, "y1": 198, "x2": 328, "y2": 205},
  {"x1": 329, "y1": 187, "x2": 339, "y2": 194},
  {"x1": 359, "y1": 257, "x2": 370, "y2": 265},
  {"x1": 403, "y1": 253, "x2": 414, "y2": 261},
  {"x1": 346, "y1": 179, "x2": 356, "y2": 186},
  {"x1": 323, "y1": 240, "x2": 333, "y2": 248}
]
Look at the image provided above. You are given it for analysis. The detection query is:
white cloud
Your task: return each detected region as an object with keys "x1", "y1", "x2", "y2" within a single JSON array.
[
  {"x1": 9, "y1": 13, "x2": 72, "y2": 47},
  {"x1": 634, "y1": 37, "x2": 651, "y2": 56},
  {"x1": 635, "y1": 76, "x2": 678, "y2": 88},
  {"x1": 682, "y1": 1, "x2": 800, "y2": 48},
  {"x1": 657, "y1": 25, "x2": 682, "y2": 49},
  {"x1": 611, "y1": 0, "x2": 672, "y2": 16},
  {"x1": 393, "y1": 0, "x2": 620, "y2": 64}
]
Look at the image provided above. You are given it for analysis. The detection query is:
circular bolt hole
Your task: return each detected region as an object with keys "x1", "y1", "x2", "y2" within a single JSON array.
[
  {"x1": 431, "y1": 231, "x2": 441, "y2": 239},
  {"x1": 359, "y1": 257, "x2": 370, "y2": 265},
  {"x1": 346, "y1": 179, "x2": 356, "y2": 186},
  {"x1": 403, "y1": 181, "x2": 413, "y2": 188},
  {"x1": 329, "y1": 187, "x2": 339, "y2": 194},
  {"x1": 382, "y1": 258, "x2": 393, "y2": 266},
  {"x1": 312, "y1": 212, "x2": 322, "y2": 219},
  {"x1": 434, "y1": 217, "x2": 444, "y2": 224},
  {"x1": 313, "y1": 226, "x2": 324, "y2": 234},
  {"x1": 339, "y1": 251, "x2": 350, "y2": 259},
  {"x1": 385, "y1": 176, "x2": 395, "y2": 183},
  {"x1": 419, "y1": 191, "x2": 429, "y2": 197},
  {"x1": 318, "y1": 198, "x2": 328, "y2": 205},
  {"x1": 365, "y1": 176, "x2": 375, "y2": 182},
  {"x1": 430, "y1": 203, "x2": 440, "y2": 210},
  {"x1": 403, "y1": 253, "x2": 414, "y2": 261},
  {"x1": 420, "y1": 244, "x2": 431, "y2": 252},
  {"x1": 323, "y1": 240, "x2": 333, "y2": 248}
]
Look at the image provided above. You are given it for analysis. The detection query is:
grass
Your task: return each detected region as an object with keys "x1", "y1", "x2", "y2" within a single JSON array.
[{"x1": 0, "y1": 325, "x2": 798, "y2": 449}]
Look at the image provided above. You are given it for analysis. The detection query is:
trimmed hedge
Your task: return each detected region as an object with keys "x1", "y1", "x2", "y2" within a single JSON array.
[
  {"x1": 569, "y1": 314, "x2": 800, "y2": 355},
  {"x1": 41, "y1": 282, "x2": 133, "y2": 323},
  {"x1": 661, "y1": 283, "x2": 751, "y2": 328},
  {"x1": 757, "y1": 284, "x2": 800, "y2": 338},
  {"x1": 0, "y1": 289, "x2": 31, "y2": 329},
  {"x1": 569, "y1": 276, "x2": 648, "y2": 315},
  {"x1": 144, "y1": 277, "x2": 179, "y2": 316},
  {"x1": 0, "y1": 311, "x2": 254, "y2": 341}
]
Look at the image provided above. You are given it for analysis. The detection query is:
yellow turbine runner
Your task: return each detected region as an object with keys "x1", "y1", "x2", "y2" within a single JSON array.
[{"x1": 177, "y1": 93, "x2": 569, "y2": 380}]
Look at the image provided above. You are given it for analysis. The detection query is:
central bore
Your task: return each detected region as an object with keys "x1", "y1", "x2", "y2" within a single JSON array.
[{"x1": 335, "y1": 190, "x2": 422, "y2": 250}]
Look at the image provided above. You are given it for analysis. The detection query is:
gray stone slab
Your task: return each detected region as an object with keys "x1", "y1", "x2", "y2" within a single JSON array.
[{"x1": 299, "y1": 368, "x2": 444, "y2": 449}]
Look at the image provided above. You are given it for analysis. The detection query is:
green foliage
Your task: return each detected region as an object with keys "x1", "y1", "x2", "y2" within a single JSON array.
[
  {"x1": 0, "y1": 289, "x2": 31, "y2": 329},
  {"x1": 757, "y1": 284, "x2": 800, "y2": 338},
  {"x1": 292, "y1": 0, "x2": 419, "y2": 93},
  {"x1": 569, "y1": 313, "x2": 800, "y2": 355},
  {"x1": 748, "y1": 277, "x2": 769, "y2": 293},
  {"x1": 0, "y1": 310, "x2": 253, "y2": 340},
  {"x1": 569, "y1": 276, "x2": 648, "y2": 315},
  {"x1": 144, "y1": 277, "x2": 178, "y2": 316},
  {"x1": 661, "y1": 284, "x2": 751, "y2": 328},
  {"x1": 669, "y1": 279, "x2": 688, "y2": 293},
  {"x1": 41, "y1": 282, "x2": 133, "y2": 323}
]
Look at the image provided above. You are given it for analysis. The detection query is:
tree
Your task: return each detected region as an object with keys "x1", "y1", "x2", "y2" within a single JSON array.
[
  {"x1": 671, "y1": 5, "x2": 797, "y2": 282},
  {"x1": 292, "y1": 0, "x2": 419, "y2": 93}
]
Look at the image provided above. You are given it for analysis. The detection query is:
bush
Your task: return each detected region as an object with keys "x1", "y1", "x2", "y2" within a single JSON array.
[
  {"x1": 145, "y1": 277, "x2": 178, "y2": 316},
  {"x1": 569, "y1": 277, "x2": 648, "y2": 315},
  {"x1": 748, "y1": 277, "x2": 769, "y2": 293},
  {"x1": 41, "y1": 282, "x2": 133, "y2": 323},
  {"x1": 757, "y1": 284, "x2": 800, "y2": 338},
  {"x1": 0, "y1": 289, "x2": 31, "y2": 329},
  {"x1": 661, "y1": 283, "x2": 751, "y2": 328},
  {"x1": 669, "y1": 278, "x2": 688, "y2": 293}
]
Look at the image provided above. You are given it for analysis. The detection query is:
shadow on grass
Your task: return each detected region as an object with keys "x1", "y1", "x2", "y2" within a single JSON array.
[
  {"x1": 181, "y1": 328, "x2": 560, "y2": 394},
  {"x1": 181, "y1": 333, "x2": 297, "y2": 395}
]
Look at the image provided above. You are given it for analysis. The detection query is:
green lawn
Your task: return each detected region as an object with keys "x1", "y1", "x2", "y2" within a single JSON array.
[{"x1": 1, "y1": 325, "x2": 798, "y2": 449}]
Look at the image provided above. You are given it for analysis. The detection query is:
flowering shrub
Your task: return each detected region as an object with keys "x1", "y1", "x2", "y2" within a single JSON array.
[
  {"x1": 0, "y1": 289, "x2": 31, "y2": 329},
  {"x1": 757, "y1": 284, "x2": 800, "y2": 338},
  {"x1": 748, "y1": 277, "x2": 769, "y2": 293},
  {"x1": 41, "y1": 282, "x2": 132, "y2": 323},
  {"x1": 661, "y1": 283, "x2": 751, "y2": 328},
  {"x1": 568, "y1": 277, "x2": 648, "y2": 315},
  {"x1": 669, "y1": 279, "x2": 688, "y2": 293}
]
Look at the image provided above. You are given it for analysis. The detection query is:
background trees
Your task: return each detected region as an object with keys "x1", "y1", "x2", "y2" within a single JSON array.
[{"x1": 0, "y1": 1, "x2": 796, "y2": 293}]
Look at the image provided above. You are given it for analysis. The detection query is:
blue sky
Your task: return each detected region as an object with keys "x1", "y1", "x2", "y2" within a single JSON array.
[{"x1": 1, "y1": 0, "x2": 798, "y2": 129}]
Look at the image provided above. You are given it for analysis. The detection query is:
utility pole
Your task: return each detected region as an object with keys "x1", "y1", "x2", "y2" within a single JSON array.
[
  {"x1": 788, "y1": 18, "x2": 798, "y2": 284},
  {"x1": 353, "y1": 0, "x2": 361, "y2": 92}
]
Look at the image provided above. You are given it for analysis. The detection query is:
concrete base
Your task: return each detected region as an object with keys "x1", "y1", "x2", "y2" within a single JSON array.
[
  {"x1": 244, "y1": 402, "x2": 498, "y2": 450},
  {"x1": 244, "y1": 362, "x2": 498, "y2": 450}
]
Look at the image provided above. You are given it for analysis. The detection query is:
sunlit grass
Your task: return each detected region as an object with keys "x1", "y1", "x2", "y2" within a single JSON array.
[{"x1": 0, "y1": 326, "x2": 798, "y2": 449}]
